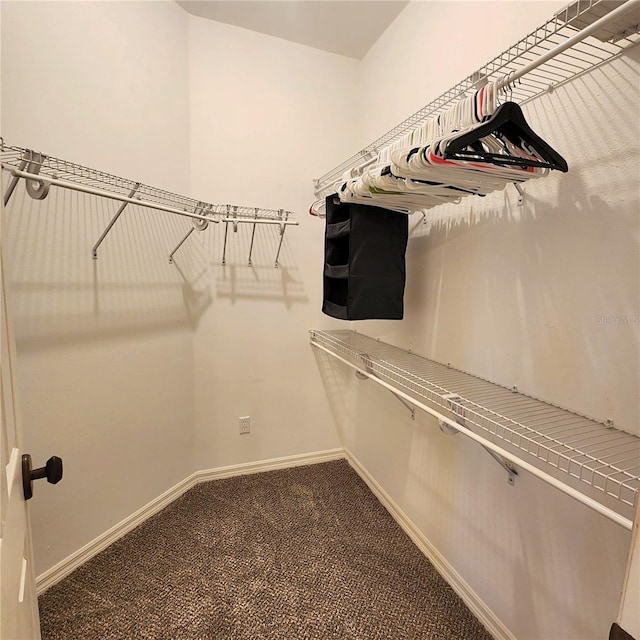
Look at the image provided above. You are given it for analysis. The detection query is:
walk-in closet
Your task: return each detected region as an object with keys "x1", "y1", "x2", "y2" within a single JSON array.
[{"x1": 1, "y1": 2, "x2": 639, "y2": 639}]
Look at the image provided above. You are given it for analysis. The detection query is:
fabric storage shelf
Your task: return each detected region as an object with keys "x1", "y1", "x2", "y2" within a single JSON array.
[
  {"x1": 310, "y1": 329, "x2": 640, "y2": 530},
  {"x1": 322, "y1": 196, "x2": 408, "y2": 321}
]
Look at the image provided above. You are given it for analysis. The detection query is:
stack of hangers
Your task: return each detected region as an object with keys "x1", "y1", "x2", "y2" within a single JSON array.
[{"x1": 337, "y1": 81, "x2": 568, "y2": 213}]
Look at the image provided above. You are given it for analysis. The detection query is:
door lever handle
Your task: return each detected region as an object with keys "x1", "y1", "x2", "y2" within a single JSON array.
[{"x1": 22, "y1": 454, "x2": 63, "y2": 500}]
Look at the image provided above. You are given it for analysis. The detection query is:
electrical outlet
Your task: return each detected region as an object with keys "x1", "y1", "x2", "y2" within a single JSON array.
[{"x1": 239, "y1": 416, "x2": 250, "y2": 435}]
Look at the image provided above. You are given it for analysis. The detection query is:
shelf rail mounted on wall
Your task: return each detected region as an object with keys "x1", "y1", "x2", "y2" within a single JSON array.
[
  {"x1": 313, "y1": 0, "x2": 640, "y2": 200},
  {"x1": 310, "y1": 330, "x2": 640, "y2": 530},
  {"x1": 1, "y1": 142, "x2": 298, "y2": 267}
]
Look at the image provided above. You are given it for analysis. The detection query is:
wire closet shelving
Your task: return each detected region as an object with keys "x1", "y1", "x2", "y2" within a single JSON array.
[
  {"x1": 310, "y1": 330, "x2": 640, "y2": 530},
  {"x1": 1, "y1": 142, "x2": 297, "y2": 267},
  {"x1": 313, "y1": 0, "x2": 640, "y2": 199}
]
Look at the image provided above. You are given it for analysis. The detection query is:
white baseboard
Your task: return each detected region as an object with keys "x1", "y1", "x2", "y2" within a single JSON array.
[
  {"x1": 36, "y1": 448, "x2": 346, "y2": 595},
  {"x1": 195, "y1": 448, "x2": 346, "y2": 483},
  {"x1": 344, "y1": 449, "x2": 516, "y2": 640},
  {"x1": 36, "y1": 471, "x2": 199, "y2": 595}
]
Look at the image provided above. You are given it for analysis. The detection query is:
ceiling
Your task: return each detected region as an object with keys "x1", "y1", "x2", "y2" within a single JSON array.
[{"x1": 176, "y1": 1, "x2": 409, "y2": 59}]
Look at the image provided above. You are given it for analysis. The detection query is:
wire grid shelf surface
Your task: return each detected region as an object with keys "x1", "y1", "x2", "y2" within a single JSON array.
[
  {"x1": 314, "y1": 0, "x2": 640, "y2": 197},
  {"x1": 310, "y1": 329, "x2": 640, "y2": 513},
  {"x1": 0, "y1": 143, "x2": 295, "y2": 222}
]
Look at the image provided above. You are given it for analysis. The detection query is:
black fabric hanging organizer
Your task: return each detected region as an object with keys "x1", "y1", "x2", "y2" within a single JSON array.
[{"x1": 322, "y1": 195, "x2": 408, "y2": 320}]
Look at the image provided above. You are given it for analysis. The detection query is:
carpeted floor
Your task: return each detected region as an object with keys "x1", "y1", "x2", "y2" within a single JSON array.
[{"x1": 39, "y1": 460, "x2": 493, "y2": 640}]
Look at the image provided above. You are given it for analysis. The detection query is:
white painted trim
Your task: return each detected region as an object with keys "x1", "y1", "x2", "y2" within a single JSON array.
[
  {"x1": 344, "y1": 449, "x2": 516, "y2": 640},
  {"x1": 36, "y1": 448, "x2": 346, "y2": 594},
  {"x1": 195, "y1": 448, "x2": 346, "y2": 483},
  {"x1": 36, "y1": 472, "x2": 199, "y2": 595}
]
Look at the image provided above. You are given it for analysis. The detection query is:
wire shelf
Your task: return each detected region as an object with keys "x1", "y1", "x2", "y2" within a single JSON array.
[
  {"x1": 310, "y1": 329, "x2": 640, "y2": 524},
  {"x1": 0, "y1": 142, "x2": 295, "y2": 223},
  {"x1": 314, "y1": 0, "x2": 640, "y2": 198}
]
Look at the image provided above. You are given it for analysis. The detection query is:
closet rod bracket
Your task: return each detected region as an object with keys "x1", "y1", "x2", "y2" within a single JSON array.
[
  {"x1": 23, "y1": 150, "x2": 51, "y2": 201},
  {"x1": 1, "y1": 149, "x2": 52, "y2": 204}
]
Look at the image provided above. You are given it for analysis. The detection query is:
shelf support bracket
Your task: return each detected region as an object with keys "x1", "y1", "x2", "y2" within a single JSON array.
[
  {"x1": 482, "y1": 445, "x2": 518, "y2": 486},
  {"x1": 169, "y1": 227, "x2": 195, "y2": 264},
  {"x1": 438, "y1": 393, "x2": 518, "y2": 485},
  {"x1": 513, "y1": 182, "x2": 525, "y2": 206},
  {"x1": 389, "y1": 389, "x2": 416, "y2": 420},
  {"x1": 168, "y1": 202, "x2": 209, "y2": 264},
  {"x1": 355, "y1": 364, "x2": 415, "y2": 420},
  {"x1": 221, "y1": 205, "x2": 231, "y2": 266},
  {"x1": 274, "y1": 209, "x2": 287, "y2": 268},
  {"x1": 92, "y1": 183, "x2": 140, "y2": 259},
  {"x1": 247, "y1": 208, "x2": 259, "y2": 266},
  {"x1": 3, "y1": 159, "x2": 27, "y2": 206}
]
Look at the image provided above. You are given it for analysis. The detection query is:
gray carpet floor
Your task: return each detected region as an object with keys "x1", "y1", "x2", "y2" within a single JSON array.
[{"x1": 39, "y1": 459, "x2": 493, "y2": 640}]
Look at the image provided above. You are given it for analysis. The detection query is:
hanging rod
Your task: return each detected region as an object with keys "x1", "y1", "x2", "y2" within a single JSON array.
[
  {"x1": 3, "y1": 166, "x2": 220, "y2": 225},
  {"x1": 313, "y1": 0, "x2": 640, "y2": 197},
  {"x1": 310, "y1": 329, "x2": 639, "y2": 530},
  {"x1": 497, "y1": 0, "x2": 640, "y2": 90},
  {"x1": 1, "y1": 143, "x2": 298, "y2": 266}
]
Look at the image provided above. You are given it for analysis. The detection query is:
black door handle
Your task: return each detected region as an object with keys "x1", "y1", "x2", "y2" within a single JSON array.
[{"x1": 22, "y1": 454, "x2": 63, "y2": 500}]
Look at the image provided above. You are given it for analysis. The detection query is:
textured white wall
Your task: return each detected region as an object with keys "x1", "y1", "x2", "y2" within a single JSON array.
[
  {"x1": 186, "y1": 16, "x2": 356, "y2": 470},
  {"x1": 1, "y1": 0, "x2": 194, "y2": 575},
  {"x1": 330, "y1": 2, "x2": 639, "y2": 639},
  {"x1": 1, "y1": 0, "x2": 358, "y2": 578}
]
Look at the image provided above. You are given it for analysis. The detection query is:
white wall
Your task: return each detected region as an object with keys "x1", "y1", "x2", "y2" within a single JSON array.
[
  {"x1": 186, "y1": 17, "x2": 356, "y2": 470},
  {"x1": 1, "y1": 0, "x2": 194, "y2": 575},
  {"x1": 2, "y1": 0, "x2": 357, "y2": 576},
  {"x1": 327, "y1": 2, "x2": 638, "y2": 640}
]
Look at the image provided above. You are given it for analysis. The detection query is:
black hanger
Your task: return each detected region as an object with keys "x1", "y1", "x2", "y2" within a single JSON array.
[{"x1": 443, "y1": 102, "x2": 568, "y2": 172}]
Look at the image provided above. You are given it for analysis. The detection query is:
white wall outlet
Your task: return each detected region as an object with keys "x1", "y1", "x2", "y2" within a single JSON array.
[{"x1": 239, "y1": 416, "x2": 250, "y2": 435}]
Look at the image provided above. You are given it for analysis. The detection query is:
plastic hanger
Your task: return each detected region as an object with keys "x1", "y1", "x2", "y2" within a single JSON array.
[{"x1": 443, "y1": 101, "x2": 568, "y2": 172}]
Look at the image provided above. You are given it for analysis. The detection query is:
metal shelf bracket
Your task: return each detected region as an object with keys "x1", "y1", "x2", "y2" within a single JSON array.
[
  {"x1": 219, "y1": 206, "x2": 296, "y2": 268},
  {"x1": 438, "y1": 393, "x2": 518, "y2": 484},
  {"x1": 274, "y1": 209, "x2": 287, "y2": 268},
  {"x1": 3, "y1": 158, "x2": 27, "y2": 206},
  {"x1": 248, "y1": 208, "x2": 259, "y2": 266},
  {"x1": 391, "y1": 391, "x2": 416, "y2": 420},
  {"x1": 92, "y1": 183, "x2": 140, "y2": 259},
  {"x1": 513, "y1": 182, "x2": 525, "y2": 206},
  {"x1": 221, "y1": 205, "x2": 232, "y2": 266},
  {"x1": 355, "y1": 358, "x2": 415, "y2": 420},
  {"x1": 168, "y1": 202, "x2": 212, "y2": 264},
  {"x1": 482, "y1": 445, "x2": 519, "y2": 485}
]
